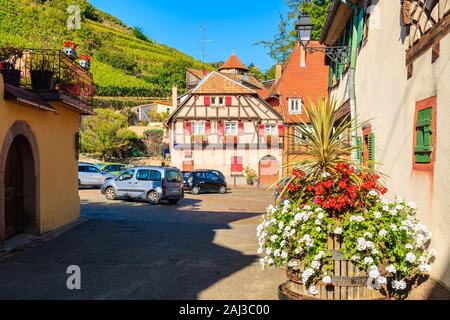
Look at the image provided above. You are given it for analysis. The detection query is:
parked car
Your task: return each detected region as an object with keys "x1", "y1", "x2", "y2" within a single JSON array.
[
  {"x1": 185, "y1": 170, "x2": 228, "y2": 195},
  {"x1": 101, "y1": 166, "x2": 184, "y2": 205},
  {"x1": 78, "y1": 163, "x2": 115, "y2": 187},
  {"x1": 196, "y1": 169, "x2": 225, "y2": 180},
  {"x1": 95, "y1": 162, "x2": 127, "y2": 176}
]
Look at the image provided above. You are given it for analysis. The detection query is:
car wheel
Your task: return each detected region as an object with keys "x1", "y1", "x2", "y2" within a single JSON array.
[
  {"x1": 219, "y1": 185, "x2": 227, "y2": 194},
  {"x1": 105, "y1": 187, "x2": 116, "y2": 200},
  {"x1": 168, "y1": 199, "x2": 179, "y2": 205},
  {"x1": 147, "y1": 191, "x2": 160, "y2": 205},
  {"x1": 191, "y1": 186, "x2": 200, "y2": 195}
]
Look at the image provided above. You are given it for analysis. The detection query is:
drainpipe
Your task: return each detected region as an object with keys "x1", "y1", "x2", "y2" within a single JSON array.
[{"x1": 347, "y1": 3, "x2": 361, "y2": 161}]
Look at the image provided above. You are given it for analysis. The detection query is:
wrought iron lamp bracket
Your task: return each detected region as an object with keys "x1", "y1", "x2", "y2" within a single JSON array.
[{"x1": 305, "y1": 46, "x2": 350, "y2": 64}]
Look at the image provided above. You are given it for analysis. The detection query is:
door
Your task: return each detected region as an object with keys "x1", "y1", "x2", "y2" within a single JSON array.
[
  {"x1": 132, "y1": 169, "x2": 152, "y2": 198},
  {"x1": 193, "y1": 172, "x2": 207, "y2": 191},
  {"x1": 115, "y1": 169, "x2": 136, "y2": 197},
  {"x1": 205, "y1": 172, "x2": 221, "y2": 192},
  {"x1": 5, "y1": 137, "x2": 25, "y2": 239},
  {"x1": 164, "y1": 169, "x2": 183, "y2": 197},
  {"x1": 259, "y1": 156, "x2": 279, "y2": 187},
  {"x1": 86, "y1": 165, "x2": 104, "y2": 186}
]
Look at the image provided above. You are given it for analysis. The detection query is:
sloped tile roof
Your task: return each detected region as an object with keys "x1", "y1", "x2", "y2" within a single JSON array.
[
  {"x1": 218, "y1": 54, "x2": 249, "y2": 71},
  {"x1": 193, "y1": 72, "x2": 256, "y2": 94},
  {"x1": 187, "y1": 68, "x2": 209, "y2": 80}
]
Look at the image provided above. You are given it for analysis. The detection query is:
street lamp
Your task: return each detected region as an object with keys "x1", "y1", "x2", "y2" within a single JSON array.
[{"x1": 295, "y1": 13, "x2": 350, "y2": 64}]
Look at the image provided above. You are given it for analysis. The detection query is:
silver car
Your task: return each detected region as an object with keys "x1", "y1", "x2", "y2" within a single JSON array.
[
  {"x1": 78, "y1": 163, "x2": 115, "y2": 187},
  {"x1": 101, "y1": 166, "x2": 184, "y2": 205}
]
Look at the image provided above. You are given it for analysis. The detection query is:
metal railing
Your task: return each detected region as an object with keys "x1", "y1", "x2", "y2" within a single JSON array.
[{"x1": 0, "y1": 48, "x2": 94, "y2": 112}]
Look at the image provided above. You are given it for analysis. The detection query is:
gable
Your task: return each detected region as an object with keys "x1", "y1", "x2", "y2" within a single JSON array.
[{"x1": 192, "y1": 72, "x2": 256, "y2": 95}]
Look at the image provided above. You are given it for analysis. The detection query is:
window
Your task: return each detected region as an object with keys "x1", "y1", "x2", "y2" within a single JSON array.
[
  {"x1": 165, "y1": 170, "x2": 182, "y2": 183},
  {"x1": 225, "y1": 122, "x2": 237, "y2": 136},
  {"x1": 413, "y1": 97, "x2": 436, "y2": 169},
  {"x1": 136, "y1": 169, "x2": 151, "y2": 181},
  {"x1": 192, "y1": 122, "x2": 205, "y2": 135},
  {"x1": 118, "y1": 169, "x2": 135, "y2": 181},
  {"x1": 78, "y1": 165, "x2": 88, "y2": 173},
  {"x1": 150, "y1": 170, "x2": 162, "y2": 182},
  {"x1": 211, "y1": 96, "x2": 225, "y2": 107},
  {"x1": 265, "y1": 124, "x2": 277, "y2": 136},
  {"x1": 292, "y1": 124, "x2": 312, "y2": 145},
  {"x1": 206, "y1": 172, "x2": 220, "y2": 181},
  {"x1": 87, "y1": 166, "x2": 100, "y2": 173},
  {"x1": 194, "y1": 172, "x2": 206, "y2": 179},
  {"x1": 288, "y1": 98, "x2": 302, "y2": 114}
]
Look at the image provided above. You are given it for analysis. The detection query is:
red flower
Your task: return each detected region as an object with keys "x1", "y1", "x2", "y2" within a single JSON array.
[
  {"x1": 315, "y1": 184, "x2": 325, "y2": 196},
  {"x1": 323, "y1": 180, "x2": 333, "y2": 188},
  {"x1": 338, "y1": 180, "x2": 347, "y2": 189}
]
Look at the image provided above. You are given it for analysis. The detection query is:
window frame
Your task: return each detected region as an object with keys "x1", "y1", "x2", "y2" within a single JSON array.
[
  {"x1": 224, "y1": 122, "x2": 238, "y2": 136},
  {"x1": 288, "y1": 98, "x2": 302, "y2": 115},
  {"x1": 413, "y1": 96, "x2": 436, "y2": 171},
  {"x1": 192, "y1": 121, "x2": 205, "y2": 135},
  {"x1": 265, "y1": 124, "x2": 278, "y2": 136}
]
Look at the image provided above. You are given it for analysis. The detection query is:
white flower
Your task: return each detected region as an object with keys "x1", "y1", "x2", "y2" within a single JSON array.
[
  {"x1": 350, "y1": 215, "x2": 365, "y2": 223},
  {"x1": 378, "y1": 229, "x2": 387, "y2": 237},
  {"x1": 366, "y1": 241, "x2": 375, "y2": 249},
  {"x1": 278, "y1": 221, "x2": 284, "y2": 229},
  {"x1": 317, "y1": 212, "x2": 325, "y2": 220},
  {"x1": 386, "y1": 264, "x2": 397, "y2": 274},
  {"x1": 373, "y1": 211, "x2": 382, "y2": 219},
  {"x1": 315, "y1": 219, "x2": 322, "y2": 226},
  {"x1": 367, "y1": 265, "x2": 380, "y2": 278},
  {"x1": 282, "y1": 199, "x2": 290, "y2": 206},
  {"x1": 316, "y1": 227, "x2": 322, "y2": 232},
  {"x1": 364, "y1": 232, "x2": 373, "y2": 239},
  {"x1": 288, "y1": 260, "x2": 298, "y2": 268},
  {"x1": 303, "y1": 205, "x2": 312, "y2": 211},
  {"x1": 351, "y1": 255, "x2": 360, "y2": 261},
  {"x1": 419, "y1": 263, "x2": 431, "y2": 273},
  {"x1": 377, "y1": 276, "x2": 387, "y2": 285},
  {"x1": 390, "y1": 209, "x2": 398, "y2": 216},
  {"x1": 407, "y1": 201, "x2": 417, "y2": 209},
  {"x1": 322, "y1": 172, "x2": 331, "y2": 178},
  {"x1": 382, "y1": 205, "x2": 389, "y2": 212},
  {"x1": 302, "y1": 268, "x2": 314, "y2": 283},
  {"x1": 334, "y1": 227, "x2": 343, "y2": 235},
  {"x1": 257, "y1": 248, "x2": 263, "y2": 255},
  {"x1": 406, "y1": 252, "x2": 416, "y2": 263},
  {"x1": 390, "y1": 224, "x2": 398, "y2": 231},
  {"x1": 395, "y1": 204, "x2": 404, "y2": 210},
  {"x1": 314, "y1": 251, "x2": 325, "y2": 261},
  {"x1": 363, "y1": 257, "x2": 374, "y2": 266},
  {"x1": 267, "y1": 258, "x2": 274, "y2": 265},
  {"x1": 371, "y1": 248, "x2": 379, "y2": 255},
  {"x1": 265, "y1": 248, "x2": 272, "y2": 255},
  {"x1": 405, "y1": 244, "x2": 413, "y2": 250},
  {"x1": 311, "y1": 260, "x2": 321, "y2": 270},
  {"x1": 281, "y1": 251, "x2": 288, "y2": 259},
  {"x1": 309, "y1": 285, "x2": 319, "y2": 295},
  {"x1": 322, "y1": 276, "x2": 332, "y2": 284},
  {"x1": 369, "y1": 190, "x2": 378, "y2": 197},
  {"x1": 392, "y1": 280, "x2": 407, "y2": 290},
  {"x1": 357, "y1": 238, "x2": 367, "y2": 251},
  {"x1": 270, "y1": 235, "x2": 278, "y2": 242},
  {"x1": 274, "y1": 249, "x2": 281, "y2": 257}
]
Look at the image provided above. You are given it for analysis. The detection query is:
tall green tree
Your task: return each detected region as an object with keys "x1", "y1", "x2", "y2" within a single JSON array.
[
  {"x1": 257, "y1": 0, "x2": 333, "y2": 63},
  {"x1": 247, "y1": 63, "x2": 265, "y2": 80}
]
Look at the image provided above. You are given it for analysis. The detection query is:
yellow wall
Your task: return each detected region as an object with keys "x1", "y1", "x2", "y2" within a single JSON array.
[{"x1": 0, "y1": 75, "x2": 81, "y2": 235}]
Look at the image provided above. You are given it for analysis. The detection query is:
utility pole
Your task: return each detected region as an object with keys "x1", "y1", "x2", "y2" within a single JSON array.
[{"x1": 200, "y1": 25, "x2": 213, "y2": 68}]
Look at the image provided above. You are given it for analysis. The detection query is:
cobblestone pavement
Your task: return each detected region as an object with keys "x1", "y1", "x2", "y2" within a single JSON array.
[{"x1": 0, "y1": 186, "x2": 285, "y2": 300}]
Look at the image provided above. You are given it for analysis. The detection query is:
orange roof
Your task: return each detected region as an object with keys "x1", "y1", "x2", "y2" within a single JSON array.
[
  {"x1": 193, "y1": 72, "x2": 255, "y2": 94},
  {"x1": 218, "y1": 54, "x2": 249, "y2": 71},
  {"x1": 266, "y1": 42, "x2": 329, "y2": 123}
]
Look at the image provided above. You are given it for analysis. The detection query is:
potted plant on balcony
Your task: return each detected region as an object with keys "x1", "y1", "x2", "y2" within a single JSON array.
[
  {"x1": 78, "y1": 54, "x2": 91, "y2": 71},
  {"x1": 257, "y1": 98, "x2": 436, "y2": 300},
  {"x1": 30, "y1": 58, "x2": 54, "y2": 91},
  {"x1": 191, "y1": 135, "x2": 207, "y2": 146},
  {"x1": 0, "y1": 45, "x2": 23, "y2": 86},
  {"x1": 63, "y1": 41, "x2": 78, "y2": 60},
  {"x1": 243, "y1": 166, "x2": 258, "y2": 186},
  {"x1": 225, "y1": 135, "x2": 238, "y2": 145}
]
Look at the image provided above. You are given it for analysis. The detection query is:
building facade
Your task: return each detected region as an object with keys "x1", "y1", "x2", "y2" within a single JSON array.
[
  {"x1": 266, "y1": 42, "x2": 329, "y2": 172},
  {"x1": 321, "y1": 0, "x2": 450, "y2": 294},
  {"x1": 168, "y1": 71, "x2": 284, "y2": 186},
  {"x1": 0, "y1": 49, "x2": 94, "y2": 244}
]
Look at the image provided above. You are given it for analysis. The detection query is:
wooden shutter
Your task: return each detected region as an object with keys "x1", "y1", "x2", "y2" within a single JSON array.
[
  {"x1": 278, "y1": 124, "x2": 285, "y2": 137},
  {"x1": 184, "y1": 121, "x2": 192, "y2": 136},
  {"x1": 368, "y1": 133, "x2": 375, "y2": 170},
  {"x1": 258, "y1": 124, "x2": 265, "y2": 136},
  {"x1": 225, "y1": 96, "x2": 232, "y2": 106},
  {"x1": 204, "y1": 96, "x2": 211, "y2": 106},
  {"x1": 218, "y1": 121, "x2": 224, "y2": 136},
  {"x1": 238, "y1": 121, "x2": 244, "y2": 136},
  {"x1": 205, "y1": 121, "x2": 212, "y2": 135},
  {"x1": 415, "y1": 107, "x2": 432, "y2": 163},
  {"x1": 357, "y1": 136, "x2": 363, "y2": 165},
  {"x1": 231, "y1": 156, "x2": 243, "y2": 173}
]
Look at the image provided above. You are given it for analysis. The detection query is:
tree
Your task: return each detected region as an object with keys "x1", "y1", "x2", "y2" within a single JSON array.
[
  {"x1": 80, "y1": 108, "x2": 137, "y2": 160},
  {"x1": 148, "y1": 110, "x2": 171, "y2": 123},
  {"x1": 265, "y1": 65, "x2": 277, "y2": 80},
  {"x1": 132, "y1": 26, "x2": 150, "y2": 42},
  {"x1": 248, "y1": 63, "x2": 265, "y2": 81},
  {"x1": 257, "y1": 0, "x2": 333, "y2": 63},
  {"x1": 149, "y1": 59, "x2": 194, "y2": 95}
]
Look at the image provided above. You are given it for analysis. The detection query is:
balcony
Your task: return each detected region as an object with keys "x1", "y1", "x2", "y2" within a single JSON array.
[{"x1": 0, "y1": 48, "x2": 94, "y2": 114}]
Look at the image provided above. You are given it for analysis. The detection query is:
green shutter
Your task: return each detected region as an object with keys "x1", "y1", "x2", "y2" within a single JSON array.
[
  {"x1": 357, "y1": 136, "x2": 363, "y2": 165},
  {"x1": 414, "y1": 107, "x2": 432, "y2": 163},
  {"x1": 368, "y1": 133, "x2": 375, "y2": 170}
]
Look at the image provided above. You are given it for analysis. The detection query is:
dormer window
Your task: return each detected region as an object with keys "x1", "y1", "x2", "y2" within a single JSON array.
[
  {"x1": 211, "y1": 96, "x2": 225, "y2": 107},
  {"x1": 288, "y1": 98, "x2": 302, "y2": 114}
]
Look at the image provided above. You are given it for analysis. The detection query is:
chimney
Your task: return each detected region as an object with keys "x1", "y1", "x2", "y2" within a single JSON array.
[
  {"x1": 300, "y1": 45, "x2": 306, "y2": 68},
  {"x1": 172, "y1": 85, "x2": 178, "y2": 110},
  {"x1": 275, "y1": 64, "x2": 283, "y2": 83},
  {"x1": 202, "y1": 69, "x2": 208, "y2": 76}
]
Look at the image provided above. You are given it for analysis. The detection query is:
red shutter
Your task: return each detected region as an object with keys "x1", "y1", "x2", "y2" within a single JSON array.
[
  {"x1": 218, "y1": 122, "x2": 224, "y2": 136},
  {"x1": 205, "y1": 121, "x2": 212, "y2": 135},
  {"x1": 204, "y1": 96, "x2": 211, "y2": 106},
  {"x1": 278, "y1": 124, "x2": 285, "y2": 136},
  {"x1": 258, "y1": 124, "x2": 265, "y2": 136},
  {"x1": 184, "y1": 121, "x2": 192, "y2": 135},
  {"x1": 231, "y1": 156, "x2": 243, "y2": 173},
  {"x1": 238, "y1": 121, "x2": 244, "y2": 136},
  {"x1": 225, "y1": 96, "x2": 232, "y2": 106}
]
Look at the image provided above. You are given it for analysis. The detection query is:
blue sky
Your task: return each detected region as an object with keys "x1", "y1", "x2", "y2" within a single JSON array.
[{"x1": 89, "y1": 0, "x2": 290, "y2": 72}]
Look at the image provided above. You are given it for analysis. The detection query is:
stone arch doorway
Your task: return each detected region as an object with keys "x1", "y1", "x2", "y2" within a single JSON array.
[
  {"x1": 259, "y1": 155, "x2": 279, "y2": 187},
  {"x1": 0, "y1": 121, "x2": 40, "y2": 243}
]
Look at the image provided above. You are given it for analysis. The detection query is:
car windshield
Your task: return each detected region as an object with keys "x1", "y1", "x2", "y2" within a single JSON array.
[
  {"x1": 183, "y1": 172, "x2": 191, "y2": 179},
  {"x1": 95, "y1": 163, "x2": 105, "y2": 169},
  {"x1": 166, "y1": 170, "x2": 182, "y2": 183}
]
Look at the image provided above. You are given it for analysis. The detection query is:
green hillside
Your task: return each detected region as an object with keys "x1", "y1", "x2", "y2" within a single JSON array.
[{"x1": 0, "y1": 0, "x2": 212, "y2": 98}]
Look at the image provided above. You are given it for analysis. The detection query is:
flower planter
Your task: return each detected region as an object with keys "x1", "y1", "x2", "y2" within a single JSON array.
[
  {"x1": 63, "y1": 46, "x2": 77, "y2": 60},
  {"x1": 79, "y1": 59, "x2": 90, "y2": 71},
  {"x1": 31, "y1": 70, "x2": 54, "y2": 91},
  {"x1": 1, "y1": 69, "x2": 21, "y2": 86},
  {"x1": 279, "y1": 235, "x2": 386, "y2": 300}
]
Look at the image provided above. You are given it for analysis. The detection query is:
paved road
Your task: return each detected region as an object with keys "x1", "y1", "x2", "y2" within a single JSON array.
[{"x1": 0, "y1": 187, "x2": 285, "y2": 300}]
